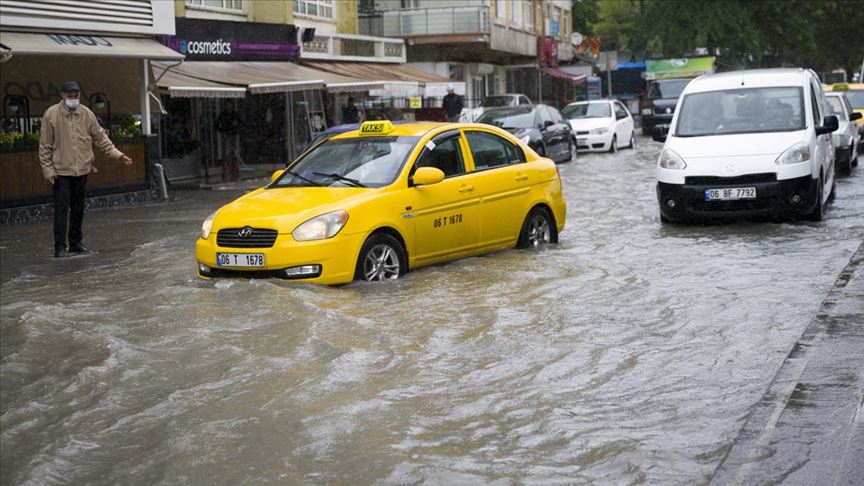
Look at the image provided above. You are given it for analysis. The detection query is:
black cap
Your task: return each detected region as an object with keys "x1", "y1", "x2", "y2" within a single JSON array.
[{"x1": 61, "y1": 81, "x2": 80, "y2": 93}]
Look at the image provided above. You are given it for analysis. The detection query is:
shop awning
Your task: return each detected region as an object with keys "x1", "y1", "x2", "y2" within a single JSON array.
[
  {"x1": 302, "y1": 61, "x2": 452, "y2": 83},
  {"x1": 155, "y1": 66, "x2": 246, "y2": 98},
  {"x1": 0, "y1": 31, "x2": 184, "y2": 60},
  {"x1": 152, "y1": 61, "x2": 360, "y2": 98},
  {"x1": 540, "y1": 66, "x2": 588, "y2": 86}
]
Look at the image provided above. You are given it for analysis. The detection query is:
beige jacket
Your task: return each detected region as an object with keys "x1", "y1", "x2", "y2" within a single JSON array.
[{"x1": 38, "y1": 101, "x2": 124, "y2": 179}]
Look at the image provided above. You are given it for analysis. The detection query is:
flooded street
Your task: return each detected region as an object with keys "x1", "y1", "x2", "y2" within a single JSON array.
[{"x1": 2, "y1": 141, "x2": 862, "y2": 485}]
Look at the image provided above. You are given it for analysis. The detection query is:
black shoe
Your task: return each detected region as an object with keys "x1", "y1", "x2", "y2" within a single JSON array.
[
  {"x1": 69, "y1": 244, "x2": 91, "y2": 254},
  {"x1": 54, "y1": 248, "x2": 68, "y2": 258}
]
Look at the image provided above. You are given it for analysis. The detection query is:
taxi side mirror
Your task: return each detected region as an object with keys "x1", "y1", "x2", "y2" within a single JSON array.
[
  {"x1": 270, "y1": 169, "x2": 285, "y2": 182},
  {"x1": 411, "y1": 167, "x2": 445, "y2": 186}
]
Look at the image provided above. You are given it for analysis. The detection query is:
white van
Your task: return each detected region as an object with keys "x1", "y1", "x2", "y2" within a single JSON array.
[{"x1": 654, "y1": 68, "x2": 838, "y2": 222}]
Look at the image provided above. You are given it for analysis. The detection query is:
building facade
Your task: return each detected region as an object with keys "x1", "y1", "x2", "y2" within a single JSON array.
[
  {"x1": 158, "y1": 0, "x2": 452, "y2": 180},
  {"x1": 359, "y1": 0, "x2": 578, "y2": 110},
  {"x1": 0, "y1": 0, "x2": 182, "y2": 221}
]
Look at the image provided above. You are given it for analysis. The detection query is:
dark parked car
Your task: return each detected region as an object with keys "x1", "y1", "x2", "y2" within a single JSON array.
[
  {"x1": 640, "y1": 77, "x2": 694, "y2": 136},
  {"x1": 476, "y1": 104, "x2": 576, "y2": 163}
]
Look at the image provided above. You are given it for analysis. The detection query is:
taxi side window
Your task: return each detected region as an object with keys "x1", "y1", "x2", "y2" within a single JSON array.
[
  {"x1": 465, "y1": 131, "x2": 526, "y2": 171},
  {"x1": 414, "y1": 133, "x2": 465, "y2": 177}
]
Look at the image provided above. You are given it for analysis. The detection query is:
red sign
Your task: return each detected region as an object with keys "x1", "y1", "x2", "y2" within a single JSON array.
[{"x1": 538, "y1": 36, "x2": 558, "y2": 67}]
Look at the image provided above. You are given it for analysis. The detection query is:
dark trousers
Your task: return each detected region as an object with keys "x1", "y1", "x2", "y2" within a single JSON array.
[{"x1": 53, "y1": 175, "x2": 87, "y2": 251}]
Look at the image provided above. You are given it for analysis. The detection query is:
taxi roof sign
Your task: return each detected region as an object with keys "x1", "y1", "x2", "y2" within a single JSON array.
[{"x1": 359, "y1": 120, "x2": 394, "y2": 135}]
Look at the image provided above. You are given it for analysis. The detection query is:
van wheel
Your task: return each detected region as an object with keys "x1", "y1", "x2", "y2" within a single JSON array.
[
  {"x1": 355, "y1": 233, "x2": 407, "y2": 281},
  {"x1": 805, "y1": 178, "x2": 824, "y2": 222},
  {"x1": 609, "y1": 135, "x2": 618, "y2": 153},
  {"x1": 517, "y1": 207, "x2": 557, "y2": 248}
]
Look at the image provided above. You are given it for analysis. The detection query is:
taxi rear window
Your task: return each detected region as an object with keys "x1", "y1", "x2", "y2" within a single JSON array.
[{"x1": 273, "y1": 136, "x2": 419, "y2": 188}]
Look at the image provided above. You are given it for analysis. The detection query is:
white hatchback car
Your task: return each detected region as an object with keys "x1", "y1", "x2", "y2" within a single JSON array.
[
  {"x1": 655, "y1": 68, "x2": 838, "y2": 222},
  {"x1": 562, "y1": 99, "x2": 635, "y2": 152},
  {"x1": 825, "y1": 92, "x2": 861, "y2": 175}
]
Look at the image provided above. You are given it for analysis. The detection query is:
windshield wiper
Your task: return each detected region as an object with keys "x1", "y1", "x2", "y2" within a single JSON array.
[
  {"x1": 312, "y1": 172, "x2": 366, "y2": 188},
  {"x1": 283, "y1": 170, "x2": 321, "y2": 187}
]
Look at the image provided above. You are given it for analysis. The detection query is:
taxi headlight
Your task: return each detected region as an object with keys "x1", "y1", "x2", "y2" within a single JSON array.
[
  {"x1": 201, "y1": 210, "x2": 217, "y2": 239},
  {"x1": 292, "y1": 210, "x2": 349, "y2": 241},
  {"x1": 658, "y1": 148, "x2": 687, "y2": 170},
  {"x1": 590, "y1": 127, "x2": 609, "y2": 135},
  {"x1": 775, "y1": 142, "x2": 811, "y2": 165}
]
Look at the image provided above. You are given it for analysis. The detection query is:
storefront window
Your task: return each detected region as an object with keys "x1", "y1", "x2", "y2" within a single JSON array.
[
  {"x1": 294, "y1": 0, "x2": 334, "y2": 19},
  {"x1": 185, "y1": 0, "x2": 244, "y2": 12}
]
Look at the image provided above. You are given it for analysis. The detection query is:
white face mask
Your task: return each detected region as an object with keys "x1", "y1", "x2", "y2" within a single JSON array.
[{"x1": 64, "y1": 99, "x2": 80, "y2": 110}]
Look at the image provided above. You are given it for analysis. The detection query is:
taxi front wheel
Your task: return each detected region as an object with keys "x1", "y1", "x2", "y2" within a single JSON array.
[
  {"x1": 517, "y1": 207, "x2": 557, "y2": 249},
  {"x1": 355, "y1": 233, "x2": 407, "y2": 282}
]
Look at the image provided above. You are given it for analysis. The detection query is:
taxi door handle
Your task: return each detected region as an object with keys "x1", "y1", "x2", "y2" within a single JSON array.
[
  {"x1": 515, "y1": 173, "x2": 529, "y2": 181},
  {"x1": 459, "y1": 184, "x2": 474, "y2": 193}
]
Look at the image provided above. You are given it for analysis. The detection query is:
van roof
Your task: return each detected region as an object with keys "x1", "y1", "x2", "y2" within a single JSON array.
[{"x1": 684, "y1": 68, "x2": 812, "y2": 94}]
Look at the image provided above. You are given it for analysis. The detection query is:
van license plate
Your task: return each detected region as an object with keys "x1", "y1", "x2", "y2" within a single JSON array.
[
  {"x1": 216, "y1": 253, "x2": 265, "y2": 267},
  {"x1": 705, "y1": 187, "x2": 757, "y2": 201}
]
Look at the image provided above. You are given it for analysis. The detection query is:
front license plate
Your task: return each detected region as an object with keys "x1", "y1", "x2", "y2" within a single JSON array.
[
  {"x1": 704, "y1": 187, "x2": 757, "y2": 201},
  {"x1": 216, "y1": 253, "x2": 265, "y2": 268}
]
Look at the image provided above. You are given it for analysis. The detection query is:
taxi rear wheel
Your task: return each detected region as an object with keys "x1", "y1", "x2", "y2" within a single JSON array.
[
  {"x1": 355, "y1": 233, "x2": 407, "y2": 282},
  {"x1": 517, "y1": 207, "x2": 557, "y2": 249}
]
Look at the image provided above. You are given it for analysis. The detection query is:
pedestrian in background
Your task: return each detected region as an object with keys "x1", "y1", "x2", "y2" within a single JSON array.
[
  {"x1": 342, "y1": 97, "x2": 360, "y2": 124},
  {"x1": 39, "y1": 81, "x2": 133, "y2": 258},
  {"x1": 216, "y1": 102, "x2": 241, "y2": 180},
  {"x1": 442, "y1": 84, "x2": 463, "y2": 123}
]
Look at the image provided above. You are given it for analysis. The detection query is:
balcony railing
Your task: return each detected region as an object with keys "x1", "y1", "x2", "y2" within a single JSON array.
[
  {"x1": 361, "y1": 6, "x2": 490, "y2": 38},
  {"x1": 300, "y1": 32, "x2": 405, "y2": 63}
]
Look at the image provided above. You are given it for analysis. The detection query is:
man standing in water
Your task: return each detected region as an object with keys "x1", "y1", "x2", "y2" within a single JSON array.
[{"x1": 39, "y1": 81, "x2": 134, "y2": 258}]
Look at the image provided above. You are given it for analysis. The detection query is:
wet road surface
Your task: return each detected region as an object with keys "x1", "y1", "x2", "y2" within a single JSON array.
[{"x1": 2, "y1": 140, "x2": 862, "y2": 484}]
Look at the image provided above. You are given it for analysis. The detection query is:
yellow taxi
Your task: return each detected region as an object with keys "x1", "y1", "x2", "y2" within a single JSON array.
[
  {"x1": 195, "y1": 121, "x2": 566, "y2": 284},
  {"x1": 825, "y1": 83, "x2": 864, "y2": 127}
]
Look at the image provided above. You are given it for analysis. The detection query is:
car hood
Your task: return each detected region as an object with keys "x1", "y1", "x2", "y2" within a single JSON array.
[
  {"x1": 568, "y1": 118, "x2": 612, "y2": 131},
  {"x1": 669, "y1": 131, "x2": 807, "y2": 159},
  {"x1": 213, "y1": 186, "x2": 369, "y2": 232}
]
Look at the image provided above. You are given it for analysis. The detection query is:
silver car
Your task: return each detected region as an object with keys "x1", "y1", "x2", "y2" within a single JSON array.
[{"x1": 826, "y1": 92, "x2": 862, "y2": 175}]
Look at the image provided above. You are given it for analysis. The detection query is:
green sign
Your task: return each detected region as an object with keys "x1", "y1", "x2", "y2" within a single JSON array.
[{"x1": 645, "y1": 57, "x2": 714, "y2": 80}]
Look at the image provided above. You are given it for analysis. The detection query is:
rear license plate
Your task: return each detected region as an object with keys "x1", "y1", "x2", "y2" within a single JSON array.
[
  {"x1": 705, "y1": 187, "x2": 757, "y2": 201},
  {"x1": 216, "y1": 253, "x2": 265, "y2": 268}
]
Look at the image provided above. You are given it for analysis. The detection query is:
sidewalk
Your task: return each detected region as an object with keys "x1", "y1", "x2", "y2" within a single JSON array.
[{"x1": 710, "y1": 242, "x2": 864, "y2": 485}]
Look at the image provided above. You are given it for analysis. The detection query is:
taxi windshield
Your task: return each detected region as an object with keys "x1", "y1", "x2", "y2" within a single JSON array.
[{"x1": 273, "y1": 136, "x2": 419, "y2": 188}]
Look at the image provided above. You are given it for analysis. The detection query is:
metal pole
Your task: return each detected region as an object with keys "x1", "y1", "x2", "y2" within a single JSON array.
[
  {"x1": 140, "y1": 59, "x2": 151, "y2": 135},
  {"x1": 607, "y1": 69, "x2": 612, "y2": 99},
  {"x1": 538, "y1": 66, "x2": 542, "y2": 104}
]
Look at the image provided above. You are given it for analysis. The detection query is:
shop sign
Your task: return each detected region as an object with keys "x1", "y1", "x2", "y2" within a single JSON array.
[
  {"x1": 537, "y1": 36, "x2": 558, "y2": 68},
  {"x1": 160, "y1": 18, "x2": 299, "y2": 61},
  {"x1": 409, "y1": 97, "x2": 422, "y2": 109}
]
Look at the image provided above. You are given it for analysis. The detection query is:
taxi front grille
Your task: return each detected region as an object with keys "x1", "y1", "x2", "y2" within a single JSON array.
[{"x1": 217, "y1": 228, "x2": 278, "y2": 248}]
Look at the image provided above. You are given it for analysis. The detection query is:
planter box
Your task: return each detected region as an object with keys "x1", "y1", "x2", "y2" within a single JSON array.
[{"x1": 0, "y1": 140, "x2": 147, "y2": 208}]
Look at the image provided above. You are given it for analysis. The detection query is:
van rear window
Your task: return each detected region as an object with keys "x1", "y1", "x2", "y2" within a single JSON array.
[{"x1": 675, "y1": 87, "x2": 804, "y2": 137}]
